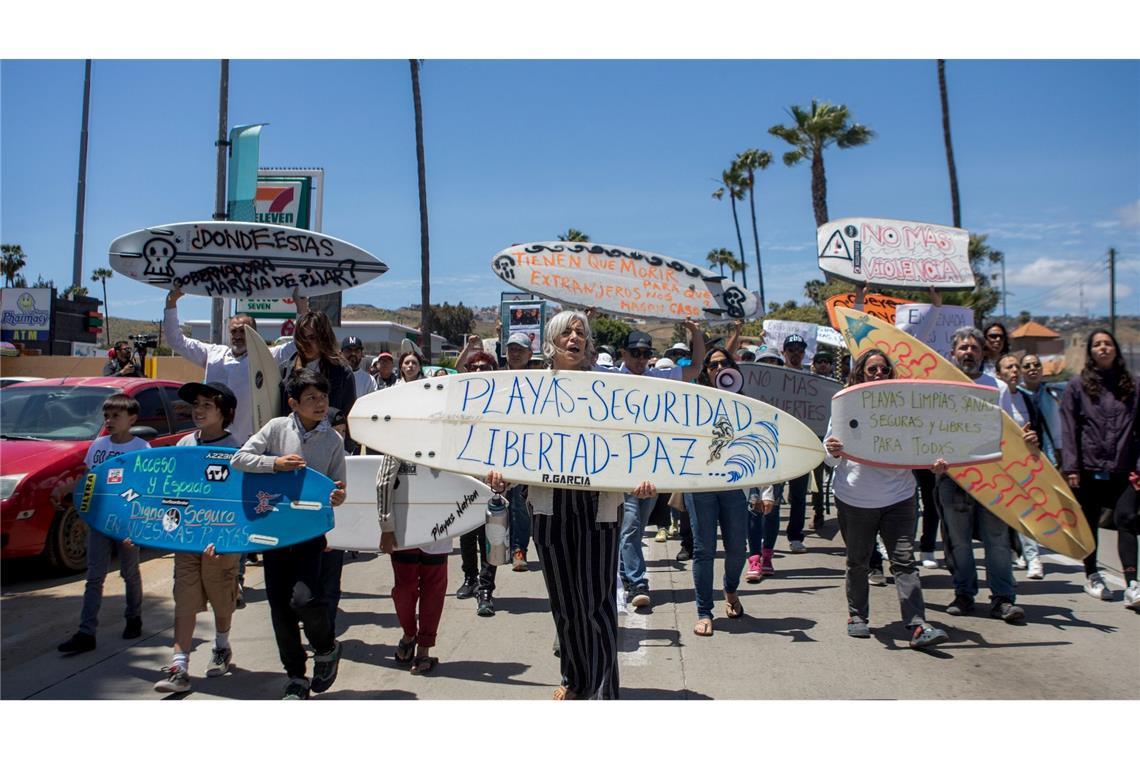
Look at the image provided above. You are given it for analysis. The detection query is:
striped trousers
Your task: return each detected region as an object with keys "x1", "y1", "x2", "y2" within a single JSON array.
[{"x1": 532, "y1": 489, "x2": 620, "y2": 700}]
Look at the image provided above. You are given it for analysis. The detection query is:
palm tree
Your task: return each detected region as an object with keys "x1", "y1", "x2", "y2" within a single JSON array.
[
  {"x1": 557, "y1": 229, "x2": 590, "y2": 242},
  {"x1": 410, "y1": 59, "x2": 432, "y2": 361},
  {"x1": 91, "y1": 267, "x2": 113, "y2": 347},
  {"x1": 705, "y1": 247, "x2": 735, "y2": 278},
  {"x1": 2, "y1": 244, "x2": 27, "y2": 287},
  {"x1": 938, "y1": 60, "x2": 962, "y2": 228},
  {"x1": 768, "y1": 99, "x2": 875, "y2": 228},
  {"x1": 727, "y1": 254, "x2": 747, "y2": 284},
  {"x1": 735, "y1": 148, "x2": 772, "y2": 313},
  {"x1": 712, "y1": 163, "x2": 748, "y2": 289}
]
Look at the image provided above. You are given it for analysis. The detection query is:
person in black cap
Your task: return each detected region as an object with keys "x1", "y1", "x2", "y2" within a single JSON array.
[
  {"x1": 341, "y1": 336, "x2": 378, "y2": 399},
  {"x1": 808, "y1": 350, "x2": 836, "y2": 531},
  {"x1": 782, "y1": 334, "x2": 808, "y2": 370}
]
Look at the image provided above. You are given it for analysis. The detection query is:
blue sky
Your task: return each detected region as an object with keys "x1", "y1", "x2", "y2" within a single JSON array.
[{"x1": 2, "y1": 58, "x2": 1137, "y2": 324}]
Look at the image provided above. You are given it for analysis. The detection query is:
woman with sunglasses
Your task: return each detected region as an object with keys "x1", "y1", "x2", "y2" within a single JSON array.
[
  {"x1": 485, "y1": 311, "x2": 657, "y2": 699},
  {"x1": 823, "y1": 349, "x2": 950, "y2": 648},
  {"x1": 981, "y1": 321, "x2": 1010, "y2": 377},
  {"x1": 684, "y1": 348, "x2": 750, "y2": 636},
  {"x1": 1060, "y1": 329, "x2": 1140, "y2": 607}
]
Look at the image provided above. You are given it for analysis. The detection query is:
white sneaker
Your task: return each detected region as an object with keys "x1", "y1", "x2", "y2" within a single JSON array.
[
  {"x1": 1084, "y1": 572, "x2": 1112, "y2": 601},
  {"x1": 206, "y1": 647, "x2": 232, "y2": 678},
  {"x1": 789, "y1": 540, "x2": 806, "y2": 554},
  {"x1": 868, "y1": 569, "x2": 887, "y2": 586},
  {"x1": 1014, "y1": 555, "x2": 1028, "y2": 570},
  {"x1": 920, "y1": 551, "x2": 938, "y2": 569},
  {"x1": 1026, "y1": 558, "x2": 1045, "y2": 579},
  {"x1": 154, "y1": 665, "x2": 191, "y2": 693},
  {"x1": 1124, "y1": 581, "x2": 1140, "y2": 611}
]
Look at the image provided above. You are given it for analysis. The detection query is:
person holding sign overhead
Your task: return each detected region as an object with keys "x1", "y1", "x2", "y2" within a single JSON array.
[
  {"x1": 486, "y1": 311, "x2": 658, "y2": 700},
  {"x1": 823, "y1": 349, "x2": 950, "y2": 648}
]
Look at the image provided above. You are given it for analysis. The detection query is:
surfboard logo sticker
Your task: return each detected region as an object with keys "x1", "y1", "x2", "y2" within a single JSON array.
[
  {"x1": 121, "y1": 488, "x2": 140, "y2": 503},
  {"x1": 204, "y1": 451, "x2": 232, "y2": 460},
  {"x1": 106, "y1": 468, "x2": 124, "y2": 485},
  {"x1": 254, "y1": 370, "x2": 264, "y2": 390},
  {"x1": 708, "y1": 416, "x2": 735, "y2": 464},
  {"x1": 79, "y1": 473, "x2": 97, "y2": 513},
  {"x1": 204, "y1": 464, "x2": 230, "y2": 482},
  {"x1": 493, "y1": 255, "x2": 516, "y2": 281},
  {"x1": 722, "y1": 288, "x2": 749, "y2": 319},
  {"x1": 254, "y1": 490, "x2": 280, "y2": 514},
  {"x1": 722, "y1": 421, "x2": 780, "y2": 483},
  {"x1": 162, "y1": 508, "x2": 182, "y2": 533}
]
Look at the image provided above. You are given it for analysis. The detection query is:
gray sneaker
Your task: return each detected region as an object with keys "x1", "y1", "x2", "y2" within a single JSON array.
[
  {"x1": 282, "y1": 677, "x2": 310, "y2": 700},
  {"x1": 990, "y1": 598, "x2": 1026, "y2": 623},
  {"x1": 206, "y1": 647, "x2": 232, "y2": 678},
  {"x1": 909, "y1": 623, "x2": 949, "y2": 649},
  {"x1": 846, "y1": 617, "x2": 871, "y2": 638},
  {"x1": 310, "y1": 641, "x2": 342, "y2": 694},
  {"x1": 154, "y1": 665, "x2": 191, "y2": 694}
]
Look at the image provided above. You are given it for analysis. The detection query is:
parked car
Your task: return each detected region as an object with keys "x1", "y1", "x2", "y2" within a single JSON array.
[
  {"x1": 1, "y1": 377, "x2": 195, "y2": 571},
  {"x1": 0, "y1": 377, "x2": 45, "y2": 388}
]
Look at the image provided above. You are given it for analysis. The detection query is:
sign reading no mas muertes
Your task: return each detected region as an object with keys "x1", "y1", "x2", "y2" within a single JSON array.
[{"x1": 817, "y1": 218, "x2": 972, "y2": 290}]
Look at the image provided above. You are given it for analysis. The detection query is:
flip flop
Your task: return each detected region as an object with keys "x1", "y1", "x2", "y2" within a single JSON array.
[
  {"x1": 552, "y1": 685, "x2": 577, "y2": 700},
  {"x1": 410, "y1": 655, "x2": 437, "y2": 675},
  {"x1": 725, "y1": 596, "x2": 744, "y2": 619},
  {"x1": 395, "y1": 638, "x2": 415, "y2": 662},
  {"x1": 693, "y1": 618, "x2": 714, "y2": 636}
]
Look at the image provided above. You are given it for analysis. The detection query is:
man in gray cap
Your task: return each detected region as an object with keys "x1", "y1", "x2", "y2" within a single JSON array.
[
  {"x1": 341, "y1": 336, "x2": 378, "y2": 398},
  {"x1": 505, "y1": 332, "x2": 534, "y2": 371}
]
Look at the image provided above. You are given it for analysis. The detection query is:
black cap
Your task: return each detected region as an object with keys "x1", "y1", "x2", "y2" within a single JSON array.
[
  {"x1": 178, "y1": 381, "x2": 237, "y2": 413},
  {"x1": 812, "y1": 350, "x2": 835, "y2": 363},
  {"x1": 625, "y1": 331, "x2": 653, "y2": 350},
  {"x1": 783, "y1": 334, "x2": 807, "y2": 349},
  {"x1": 341, "y1": 336, "x2": 364, "y2": 350},
  {"x1": 327, "y1": 407, "x2": 347, "y2": 428}
]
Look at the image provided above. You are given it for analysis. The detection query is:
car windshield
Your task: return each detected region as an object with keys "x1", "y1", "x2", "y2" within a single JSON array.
[{"x1": 0, "y1": 385, "x2": 114, "y2": 440}]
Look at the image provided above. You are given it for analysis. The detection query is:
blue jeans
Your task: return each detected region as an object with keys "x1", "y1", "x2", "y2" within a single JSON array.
[
  {"x1": 688, "y1": 490, "x2": 748, "y2": 620},
  {"x1": 619, "y1": 494, "x2": 656, "y2": 590},
  {"x1": 80, "y1": 531, "x2": 142, "y2": 635},
  {"x1": 509, "y1": 484, "x2": 531, "y2": 554},
  {"x1": 936, "y1": 477, "x2": 1016, "y2": 601},
  {"x1": 748, "y1": 483, "x2": 782, "y2": 554}
]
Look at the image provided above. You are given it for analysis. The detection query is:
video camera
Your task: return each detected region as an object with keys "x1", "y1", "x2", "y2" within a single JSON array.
[{"x1": 129, "y1": 334, "x2": 159, "y2": 354}]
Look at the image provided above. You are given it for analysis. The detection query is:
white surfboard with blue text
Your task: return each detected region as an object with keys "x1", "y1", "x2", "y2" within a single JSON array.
[{"x1": 348, "y1": 370, "x2": 823, "y2": 493}]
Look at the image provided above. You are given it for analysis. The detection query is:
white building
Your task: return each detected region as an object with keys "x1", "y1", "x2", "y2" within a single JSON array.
[{"x1": 186, "y1": 319, "x2": 447, "y2": 356}]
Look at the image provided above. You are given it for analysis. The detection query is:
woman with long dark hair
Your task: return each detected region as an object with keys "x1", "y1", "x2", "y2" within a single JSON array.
[
  {"x1": 686, "y1": 347, "x2": 750, "y2": 637},
  {"x1": 823, "y1": 348, "x2": 949, "y2": 648},
  {"x1": 485, "y1": 311, "x2": 657, "y2": 699},
  {"x1": 1060, "y1": 329, "x2": 1140, "y2": 606},
  {"x1": 981, "y1": 321, "x2": 1010, "y2": 377},
  {"x1": 395, "y1": 351, "x2": 425, "y2": 384}
]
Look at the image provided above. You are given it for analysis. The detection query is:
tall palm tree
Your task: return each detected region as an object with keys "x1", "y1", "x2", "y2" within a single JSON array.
[
  {"x1": 410, "y1": 59, "x2": 432, "y2": 361},
  {"x1": 768, "y1": 99, "x2": 875, "y2": 228},
  {"x1": 735, "y1": 148, "x2": 772, "y2": 313},
  {"x1": 557, "y1": 229, "x2": 590, "y2": 242},
  {"x1": 91, "y1": 267, "x2": 113, "y2": 347},
  {"x1": 727, "y1": 254, "x2": 747, "y2": 284},
  {"x1": 705, "y1": 247, "x2": 735, "y2": 278},
  {"x1": 712, "y1": 163, "x2": 748, "y2": 289},
  {"x1": 2, "y1": 244, "x2": 27, "y2": 287},
  {"x1": 938, "y1": 60, "x2": 962, "y2": 228}
]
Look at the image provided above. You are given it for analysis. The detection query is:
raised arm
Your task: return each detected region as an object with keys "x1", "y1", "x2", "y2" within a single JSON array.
[
  {"x1": 680, "y1": 319, "x2": 706, "y2": 383},
  {"x1": 163, "y1": 289, "x2": 210, "y2": 368}
]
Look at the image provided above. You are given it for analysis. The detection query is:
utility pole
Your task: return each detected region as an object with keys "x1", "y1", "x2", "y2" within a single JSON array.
[
  {"x1": 1001, "y1": 254, "x2": 1007, "y2": 319},
  {"x1": 1108, "y1": 247, "x2": 1117, "y2": 335},
  {"x1": 210, "y1": 60, "x2": 229, "y2": 345},
  {"x1": 71, "y1": 59, "x2": 92, "y2": 291}
]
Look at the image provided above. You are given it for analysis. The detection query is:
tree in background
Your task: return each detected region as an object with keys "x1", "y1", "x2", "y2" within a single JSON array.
[
  {"x1": 429, "y1": 302, "x2": 476, "y2": 346},
  {"x1": 410, "y1": 59, "x2": 433, "y2": 361},
  {"x1": 590, "y1": 313, "x2": 631, "y2": 353},
  {"x1": 736, "y1": 148, "x2": 772, "y2": 312},
  {"x1": 937, "y1": 60, "x2": 962, "y2": 228},
  {"x1": 557, "y1": 229, "x2": 590, "y2": 242},
  {"x1": 939, "y1": 234, "x2": 1003, "y2": 326},
  {"x1": 63, "y1": 284, "x2": 88, "y2": 299},
  {"x1": 1018, "y1": 310, "x2": 1032, "y2": 325},
  {"x1": 705, "y1": 247, "x2": 736, "y2": 278},
  {"x1": 769, "y1": 100, "x2": 875, "y2": 228},
  {"x1": 2, "y1": 244, "x2": 27, "y2": 287},
  {"x1": 712, "y1": 163, "x2": 748, "y2": 289},
  {"x1": 91, "y1": 267, "x2": 113, "y2": 347}
]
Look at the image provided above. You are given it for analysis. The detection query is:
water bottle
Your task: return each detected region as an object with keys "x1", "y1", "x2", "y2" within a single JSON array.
[{"x1": 484, "y1": 493, "x2": 510, "y2": 566}]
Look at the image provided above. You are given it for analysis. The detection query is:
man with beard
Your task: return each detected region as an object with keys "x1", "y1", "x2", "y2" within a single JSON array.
[{"x1": 341, "y1": 336, "x2": 378, "y2": 399}]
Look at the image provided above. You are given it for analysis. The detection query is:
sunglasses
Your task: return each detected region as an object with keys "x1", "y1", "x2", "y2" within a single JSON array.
[
  {"x1": 467, "y1": 363, "x2": 495, "y2": 372},
  {"x1": 986, "y1": 333, "x2": 1004, "y2": 340},
  {"x1": 706, "y1": 360, "x2": 730, "y2": 369},
  {"x1": 627, "y1": 349, "x2": 652, "y2": 359},
  {"x1": 865, "y1": 364, "x2": 892, "y2": 376},
  {"x1": 1022, "y1": 361, "x2": 1041, "y2": 369}
]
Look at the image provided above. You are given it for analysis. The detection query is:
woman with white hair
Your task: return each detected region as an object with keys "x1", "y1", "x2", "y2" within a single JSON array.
[{"x1": 486, "y1": 310, "x2": 657, "y2": 699}]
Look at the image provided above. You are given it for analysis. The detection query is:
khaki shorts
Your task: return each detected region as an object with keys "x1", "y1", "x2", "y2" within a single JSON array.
[{"x1": 173, "y1": 552, "x2": 239, "y2": 617}]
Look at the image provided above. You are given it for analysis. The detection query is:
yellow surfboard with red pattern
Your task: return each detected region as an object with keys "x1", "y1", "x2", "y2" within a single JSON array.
[{"x1": 835, "y1": 306, "x2": 1093, "y2": 559}]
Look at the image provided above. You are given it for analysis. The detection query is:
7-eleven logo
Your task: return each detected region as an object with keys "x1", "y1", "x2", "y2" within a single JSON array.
[
  {"x1": 255, "y1": 183, "x2": 301, "y2": 226},
  {"x1": 256, "y1": 185, "x2": 295, "y2": 213}
]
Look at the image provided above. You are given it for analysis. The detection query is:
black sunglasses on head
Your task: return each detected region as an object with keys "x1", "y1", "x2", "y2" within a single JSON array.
[{"x1": 706, "y1": 359, "x2": 731, "y2": 369}]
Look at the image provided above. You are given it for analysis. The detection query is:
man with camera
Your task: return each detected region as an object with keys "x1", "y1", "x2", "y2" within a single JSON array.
[{"x1": 102, "y1": 340, "x2": 146, "y2": 378}]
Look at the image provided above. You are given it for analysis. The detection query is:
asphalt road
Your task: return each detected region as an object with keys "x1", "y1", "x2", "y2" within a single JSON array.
[{"x1": 2, "y1": 515, "x2": 1137, "y2": 701}]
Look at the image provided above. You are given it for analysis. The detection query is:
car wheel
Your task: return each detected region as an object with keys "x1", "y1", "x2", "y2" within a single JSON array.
[{"x1": 45, "y1": 505, "x2": 89, "y2": 573}]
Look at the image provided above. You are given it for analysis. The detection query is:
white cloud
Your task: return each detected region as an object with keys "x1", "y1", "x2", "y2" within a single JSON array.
[
  {"x1": 1117, "y1": 199, "x2": 1140, "y2": 228},
  {"x1": 1006, "y1": 255, "x2": 1136, "y2": 315}
]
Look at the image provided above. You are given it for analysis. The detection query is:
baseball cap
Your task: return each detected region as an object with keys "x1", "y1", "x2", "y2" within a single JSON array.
[
  {"x1": 507, "y1": 332, "x2": 532, "y2": 348},
  {"x1": 178, "y1": 381, "x2": 238, "y2": 413},
  {"x1": 783, "y1": 334, "x2": 807, "y2": 350},
  {"x1": 376, "y1": 351, "x2": 393, "y2": 360},
  {"x1": 812, "y1": 350, "x2": 835, "y2": 363},
  {"x1": 756, "y1": 346, "x2": 785, "y2": 366},
  {"x1": 625, "y1": 331, "x2": 653, "y2": 350},
  {"x1": 341, "y1": 336, "x2": 364, "y2": 350},
  {"x1": 666, "y1": 342, "x2": 690, "y2": 355},
  {"x1": 596, "y1": 352, "x2": 614, "y2": 367},
  {"x1": 655, "y1": 357, "x2": 677, "y2": 370}
]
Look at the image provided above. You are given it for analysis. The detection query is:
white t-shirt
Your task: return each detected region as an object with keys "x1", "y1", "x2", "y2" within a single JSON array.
[
  {"x1": 84, "y1": 435, "x2": 150, "y2": 469},
  {"x1": 969, "y1": 370, "x2": 1014, "y2": 416},
  {"x1": 352, "y1": 368, "x2": 378, "y2": 398},
  {"x1": 822, "y1": 421, "x2": 917, "y2": 508},
  {"x1": 593, "y1": 363, "x2": 684, "y2": 381},
  {"x1": 176, "y1": 430, "x2": 246, "y2": 448},
  {"x1": 1008, "y1": 389, "x2": 1029, "y2": 427}
]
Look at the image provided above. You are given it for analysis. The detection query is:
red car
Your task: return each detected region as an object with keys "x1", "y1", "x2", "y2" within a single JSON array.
[{"x1": 1, "y1": 377, "x2": 195, "y2": 571}]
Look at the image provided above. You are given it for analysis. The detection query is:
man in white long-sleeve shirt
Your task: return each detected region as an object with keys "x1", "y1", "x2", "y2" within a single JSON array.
[{"x1": 163, "y1": 288, "x2": 304, "y2": 442}]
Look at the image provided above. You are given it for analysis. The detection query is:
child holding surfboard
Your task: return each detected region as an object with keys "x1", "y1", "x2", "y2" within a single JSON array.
[
  {"x1": 56, "y1": 394, "x2": 150, "y2": 654},
  {"x1": 154, "y1": 382, "x2": 245, "y2": 693},
  {"x1": 823, "y1": 349, "x2": 950, "y2": 649},
  {"x1": 232, "y1": 369, "x2": 347, "y2": 700}
]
